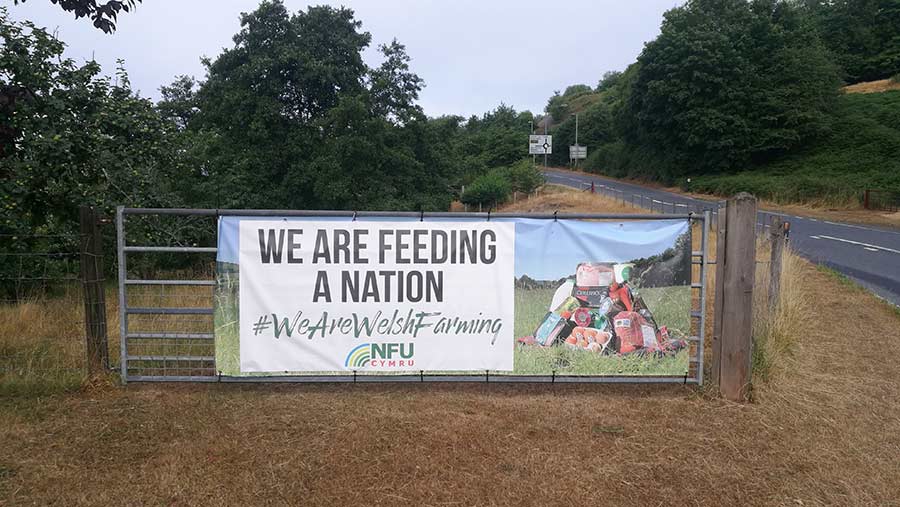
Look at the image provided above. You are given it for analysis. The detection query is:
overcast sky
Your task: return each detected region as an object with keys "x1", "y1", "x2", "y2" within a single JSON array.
[{"x1": 8, "y1": 0, "x2": 682, "y2": 117}]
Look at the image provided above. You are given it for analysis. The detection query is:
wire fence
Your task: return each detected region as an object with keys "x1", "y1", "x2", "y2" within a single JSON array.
[
  {"x1": 0, "y1": 232, "x2": 91, "y2": 388},
  {"x1": 577, "y1": 179, "x2": 787, "y2": 239},
  {"x1": 863, "y1": 189, "x2": 900, "y2": 212}
]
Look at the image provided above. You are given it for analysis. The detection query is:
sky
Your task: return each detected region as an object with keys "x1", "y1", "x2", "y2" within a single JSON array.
[{"x1": 8, "y1": 0, "x2": 682, "y2": 117}]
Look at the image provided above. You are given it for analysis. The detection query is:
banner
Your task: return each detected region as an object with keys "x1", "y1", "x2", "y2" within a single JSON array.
[{"x1": 215, "y1": 216, "x2": 692, "y2": 377}]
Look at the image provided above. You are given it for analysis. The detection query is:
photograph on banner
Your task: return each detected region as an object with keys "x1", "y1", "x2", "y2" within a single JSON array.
[{"x1": 214, "y1": 216, "x2": 692, "y2": 377}]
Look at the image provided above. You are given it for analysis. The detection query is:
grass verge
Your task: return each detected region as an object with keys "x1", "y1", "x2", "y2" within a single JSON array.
[{"x1": 3, "y1": 186, "x2": 900, "y2": 505}]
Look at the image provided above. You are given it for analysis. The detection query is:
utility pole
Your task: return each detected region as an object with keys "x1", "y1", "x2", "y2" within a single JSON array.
[
  {"x1": 574, "y1": 113, "x2": 579, "y2": 169},
  {"x1": 543, "y1": 118, "x2": 548, "y2": 169},
  {"x1": 530, "y1": 119, "x2": 536, "y2": 166}
]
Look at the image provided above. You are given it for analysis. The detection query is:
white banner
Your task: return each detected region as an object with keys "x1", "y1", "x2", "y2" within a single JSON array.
[{"x1": 237, "y1": 220, "x2": 516, "y2": 373}]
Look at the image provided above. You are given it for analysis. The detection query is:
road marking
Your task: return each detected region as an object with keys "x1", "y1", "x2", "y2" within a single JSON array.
[
  {"x1": 543, "y1": 171, "x2": 900, "y2": 238},
  {"x1": 864, "y1": 247, "x2": 879, "y2": 252},
  {"x1": 817, "y1": 235, "x2": 900, "y2": 255},
  {"x1": 821, "y1": 220, "x2": 900, "y2": 236},
  {"x1": 810, "y1": 235, "x2": 822, "y2": 239}
]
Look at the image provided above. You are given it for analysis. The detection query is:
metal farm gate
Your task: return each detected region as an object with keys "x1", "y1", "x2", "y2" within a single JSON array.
[{"x1": 117, "y1": 207, "x2": 710, "y2": 384}]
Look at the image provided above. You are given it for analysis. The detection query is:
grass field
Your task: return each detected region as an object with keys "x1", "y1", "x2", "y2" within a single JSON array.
[
  {"x1": 4, "y1": 188, "x2": 900, "y2": 505},
  {"x1": 214, "y1": 279, "x2": 690, "y2": 377},
  {"x1": 513, "y1": 285, "x2": 690, "y2": 375}
]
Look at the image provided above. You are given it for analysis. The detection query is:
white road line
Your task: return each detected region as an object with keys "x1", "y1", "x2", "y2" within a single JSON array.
[
  {"x1": 821, "y1": 220, "x2": 900, "y2": 236},
  {"x1": 864, "y1": 247, "x2": 879, "y2": 252},
  {"x1": 817, "y1": 235, "x2": 900, "y2": 255}
]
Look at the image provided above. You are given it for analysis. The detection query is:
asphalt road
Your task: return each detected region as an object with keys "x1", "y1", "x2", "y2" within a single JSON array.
[{"x1": 544, "y1": 169, "x2": 900, "y2": 306}]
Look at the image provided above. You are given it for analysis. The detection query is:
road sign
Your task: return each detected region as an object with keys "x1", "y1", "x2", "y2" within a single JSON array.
[
  {"x1": 529, "y1": 135, "x2": 552, "y2": 155},
  {"x1": 569, "y1": 145, "x2": 587, "y2": 160}
]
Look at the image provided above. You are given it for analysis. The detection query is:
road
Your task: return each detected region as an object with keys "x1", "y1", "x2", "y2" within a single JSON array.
[{"x1": 544, "y1": 169, "x2": 900, "y2": 306}]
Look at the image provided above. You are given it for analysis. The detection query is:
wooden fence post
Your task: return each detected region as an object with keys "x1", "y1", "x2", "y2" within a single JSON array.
[
  {"x1": 713, "y1": 193, "x2": 757, "y2": 401},
  {"x1": 79, "y1": 205, "x2": 108, "y2": 374},
  {"x1": 768, "y1": 216, "x2": 786, "y2": 311}
]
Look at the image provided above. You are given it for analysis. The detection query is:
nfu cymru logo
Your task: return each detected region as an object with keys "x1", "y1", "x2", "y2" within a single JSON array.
[{"x1": 344, "y1": 342, "x2": 415, "y2": 369}]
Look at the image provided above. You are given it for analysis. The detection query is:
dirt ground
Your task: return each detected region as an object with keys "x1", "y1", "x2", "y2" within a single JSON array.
[
  {"x1": 2, "y1": 191, "x2": 899, "y2": 506},
  {"x1": 843, "y1": 79, "x2": 900, "y2": 94}
]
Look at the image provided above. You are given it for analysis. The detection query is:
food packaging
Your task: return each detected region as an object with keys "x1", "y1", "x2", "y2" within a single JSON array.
[
  {"x1": 613, "y1": 263, "x2": 634, "y2": 284},
  {"x1": 572, "y1": 307, "x2": 593, "y2": 327},
  {"x1": 549, "y1": 279, "x2": 575, "y2": 311},
  {"x1": 608, "y1": 281, "x2": 634, "y2": 312},
  {"x1": 566, "y1": 326, "x2": 614, "y2": 353},
  {"x1": 592, "y1": 313, "x2": 610, "y2": 332},
  {"x1": 553, "y1": 296, "x2": 582, "y2": 315},
  {"x1": 575, "y1": 263, "x2": 615, "y2": 287},
  {"x1": 613, "y1": 311, "x2": 649, "y2": 354},
  {"x1": 572, "y1": 286, "x2": 610, "y2": 307},
  {"x1": 532, "y1": 312, "x2": 572, "y2": 347}
]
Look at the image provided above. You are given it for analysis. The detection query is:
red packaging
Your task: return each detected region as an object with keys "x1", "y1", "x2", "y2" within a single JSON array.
[
  {"x1": 572, "y1": 307, "x2": 593, "y2": 327},
  {"x1": 613, "y1": 311, "x2": 647, "y2": 354}
]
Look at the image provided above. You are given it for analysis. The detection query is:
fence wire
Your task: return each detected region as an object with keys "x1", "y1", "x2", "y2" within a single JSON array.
[{"x1": 0, "y1": 233, "x2": 90, "y2": 388}]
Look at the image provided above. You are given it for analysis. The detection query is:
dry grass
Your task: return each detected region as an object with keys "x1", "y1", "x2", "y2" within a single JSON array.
[
  {"x1": 843, "y1": 78, "x2": 900, "y2": 94},
  {"x1": 2, "y1": 187, "x2": 900, "y2": 505},
  {"x1": 751, "y1": 242, "x2": 808, "y2": 384},
  {"x1": 0, "y1": 286, "x2": 90, "y2": 395},
  {"x1": 503, "y1": 183, "x2": 637, "y2": 214}
]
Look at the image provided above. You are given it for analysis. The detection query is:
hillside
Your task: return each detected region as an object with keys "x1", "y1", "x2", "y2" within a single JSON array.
[
  {"x1": 844, "y1": 78, "x2": 900, "y2": 94},
  {"x1": 688, "y1": 90, "x2": 900, "y2": 205}
]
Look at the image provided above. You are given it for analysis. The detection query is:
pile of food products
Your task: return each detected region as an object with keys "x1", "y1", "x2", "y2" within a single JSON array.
[{"x1": 517, "y1": 262, "x2": 687, "y2": 357}]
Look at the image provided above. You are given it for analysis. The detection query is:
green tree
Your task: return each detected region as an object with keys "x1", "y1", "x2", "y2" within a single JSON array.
[
  {"x1": 0, "y1": 9, "x2": 190, "y2": 292},
  {"x1": 369, "y1": 39, "x2": 425, "y2": 125},
  {"x1": 548, "y1": 100, "x2": 614, "y2": 166},
  {"x1": 802, "y1": 0, "x2": 900, "y2": 83},
  {"x1": 1, "y1": 10, "x2": 182, "y2": 233},
  {"x1": 157, "y1": 75, "x2": 198, "y2": 130},
  {"x1": 621, "y1": 0, "x2": 840, "y2": 178},
  {"x1": 183, "y1": 1, "x2": 456, "y2": 211},
  {"x1": 460, "y1": 171, "x2": 510, "y2": 208},
  {"x1": 187, "y1": 1, "x2": 371, "y2": 209}
]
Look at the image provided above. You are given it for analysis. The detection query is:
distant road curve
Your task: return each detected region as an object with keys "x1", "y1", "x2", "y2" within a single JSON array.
[{"x1": 543, "y1": 168, "x2": 900, "y2": 306}]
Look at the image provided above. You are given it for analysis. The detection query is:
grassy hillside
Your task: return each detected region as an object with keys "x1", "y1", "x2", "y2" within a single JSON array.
[{"x1": 689, "y1": 90, "x2": 900, "y2": 205}]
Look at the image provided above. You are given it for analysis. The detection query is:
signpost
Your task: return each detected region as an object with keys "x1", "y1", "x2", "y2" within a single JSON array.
[
  {"x1": 529, "y1": 134, "x2": 552, "y2": 155},
  {"x1": 569, "y1": 145, "x2": 587, "y2": 160},
  {"x1": 529, "y1": 134, "x2": 552, "y2": 168}
]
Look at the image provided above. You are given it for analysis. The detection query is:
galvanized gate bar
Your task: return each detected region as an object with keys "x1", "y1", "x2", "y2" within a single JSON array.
[
  {"x1": 116, "y1": 206, "x2": 128, "y2": 383},
  {"x1": 117, "y1": 207, "x2": 709, "y2": 384},
  {"x1": 123, "y1": 246, "x2": 217, "y2": 253},
  {"x1": 125, "y1": 279, "x2": 216, "y2": 286},
  {"x1": 122, "y1": 207, "x2": 693, "y2": 220}
]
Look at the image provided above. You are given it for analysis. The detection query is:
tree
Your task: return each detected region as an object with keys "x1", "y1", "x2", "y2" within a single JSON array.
[
  {"x1": 621, "y1": 0, "x2": 840, "y2": 177},
  {"x1": 369, "y1": 39, "x2": 425, "y2": 125},
  {"x1": 157, "y1": 75, "x2": 197, "y2": 130},
  {"x1": 460, "y1": 171, "x2": 510, "y2": 208},
  {"x1": 13, "y1": 0, "x2": 140, "y2": 33},
  {"x1": 548, "y1": 100, "x2": 614, "y2": 166},
  {"x1": 801, "y1": 0, "x2": 900, "y2": 83},
  {"x1": 187, "y1": 1, "x2": 371, "y2": 209},
  {"x1": 1, "y1": 9, "x2": 188, "y2": 294},
  {"x1": 182, "y1": 1, "x2": 455, "y2": 211},
  {"x1": 596, "y1": 71, "x2": 622, "y2": 92}
]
